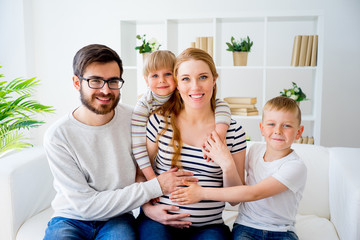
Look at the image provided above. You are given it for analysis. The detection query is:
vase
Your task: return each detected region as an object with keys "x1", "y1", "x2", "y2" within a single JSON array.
[
  {"x1": 233, "y1": 52, "x2": 248, "y2": 66},
  {"x1": 142, "y1": 52, "x2": 150, "y2": 62}
]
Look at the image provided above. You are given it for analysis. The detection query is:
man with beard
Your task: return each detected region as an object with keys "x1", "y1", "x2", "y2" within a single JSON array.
[{"x1": 43, "y1": 44, "x2": 195, "y2": 240}]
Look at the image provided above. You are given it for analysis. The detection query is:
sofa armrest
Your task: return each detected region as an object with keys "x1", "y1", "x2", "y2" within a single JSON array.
[
  {"x1": 329, "y1": 147, "x2": 360, "y2": 240},
  {"x1": 0, "y1": 147, "x2": 55, "y2": 240}
]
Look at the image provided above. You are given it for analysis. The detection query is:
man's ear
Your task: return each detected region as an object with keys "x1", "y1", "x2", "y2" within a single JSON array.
[{"x1": 73, "y1": 75, "x2": 81, "y2": 91}]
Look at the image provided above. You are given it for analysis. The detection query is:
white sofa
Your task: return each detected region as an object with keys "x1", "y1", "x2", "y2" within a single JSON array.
[{"x1": 1, "y1": 143, "x2": 359, "y2": 240}]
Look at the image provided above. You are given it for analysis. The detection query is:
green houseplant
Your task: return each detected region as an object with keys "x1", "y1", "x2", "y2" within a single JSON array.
[
  {"x1": 0, "y1": 66, "x2": 55, "y2": 158},
  {"x1": 135, "y1": 34, "x2": 161, "y2": 53},
  {"x1": 226, "y1": 36, "x2": 253, "y2": 66},
  {"x1": 280, "y1": 82, "x2": 308, "y2": 103}
]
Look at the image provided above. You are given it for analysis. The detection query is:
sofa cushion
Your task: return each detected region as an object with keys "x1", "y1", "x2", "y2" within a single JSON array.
[
  {"x1": 295, "y1": 214, "x2": 338, "y2": 240},
  {"x1": 16, "y1": 207, "x2": 52, "y2": 240},
  {"x1": 292, "y1": 144, "x2": 330, "y2": 219},
  {"x1": 223, "y1": 209, "x2": 339, "y2": 239}
]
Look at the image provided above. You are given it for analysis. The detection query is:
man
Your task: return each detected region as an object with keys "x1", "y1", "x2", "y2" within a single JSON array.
[{"x1": 43, "y1": 44, "x2": 194, "y2": 239}]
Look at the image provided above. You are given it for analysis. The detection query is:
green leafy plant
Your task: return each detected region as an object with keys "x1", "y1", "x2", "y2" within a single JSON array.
[
  {"x1": 226, "y1": 36, "x2": 253, "y2": 52},
  {"x1": 135, "y1": 34, "x2": 161, "y2": 54},
  {"x1": 280, "y1": 82, "x2": 308, "y2": 102},
  {"x1": 0, "y1": 66, "x2": 55, "y2": 157}
]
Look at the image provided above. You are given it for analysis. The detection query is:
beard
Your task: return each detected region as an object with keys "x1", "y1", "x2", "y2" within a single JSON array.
[{"x1": 79, "y1": 87, "x2": 120, "y2": 115}]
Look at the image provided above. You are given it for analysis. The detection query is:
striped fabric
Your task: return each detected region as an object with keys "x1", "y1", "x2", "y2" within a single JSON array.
[{"x1": 147, "y1": 113, "x2": 246, "y2": 226}]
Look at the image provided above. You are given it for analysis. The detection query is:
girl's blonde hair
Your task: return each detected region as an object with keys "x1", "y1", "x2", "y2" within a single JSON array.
[
  {"x1": 143, "y1": 50, "x2": 176, "y2": 77},
  {"x1": 156, "y1": 48, "x2": 218, "y2": 168},
  {"x1": 262, "y1": 96, "x2": 302, "y2": 125}
]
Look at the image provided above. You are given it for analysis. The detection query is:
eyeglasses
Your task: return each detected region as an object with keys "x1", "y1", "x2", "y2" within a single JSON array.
[{"x1": 79, "y1": 76, "x2": 124, "y2": 90}]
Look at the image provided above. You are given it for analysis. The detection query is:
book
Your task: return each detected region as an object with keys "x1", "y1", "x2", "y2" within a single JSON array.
[
  {"x1": 291, "y1": 35, "x2": 302, "y2": 66},
  {"x1": 200, "y1": 37, "x2": 208, "y2": 52},
  {"x1": 190, "y1": 42, "x2": 196, "y2": 48},
  {"x1": 228, "y1": 103, "x2": 256, "y2": 109},
  {"x1": 231, "y1": 110, "x2": 259, "y2": 116},
  {"x1": 224, "y1": 97, "x2": 257, "y2": 104},
  {"x1": 305, "y1": 35, "x2": 313, "y2": 66},
  {"x1": 195, "y1": 37, "x2": 201, "y2": 49},
  {"x1": 311, "y1": 35, "x2": 318, "y2": 66},
  {"x1": 207, "y1": 36, "x2": 213, "y2": 57},
  {"x1": 298, "y1": 35, "x2": 309, "y2": 66},
  {"x1": 230, "y1": 107, "x2": 258, "y2": 113}
]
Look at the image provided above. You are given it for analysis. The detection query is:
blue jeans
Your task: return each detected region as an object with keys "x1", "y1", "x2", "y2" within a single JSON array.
[
  {"x1": 232, "y1": 224, "x2": 299, "y2": 240},
  {"x1": 137, "y1": 211, "x2": 231, "y2": 240},
  {"x1": 44, "y1": 213, "x2": 136, "y2": 240}
]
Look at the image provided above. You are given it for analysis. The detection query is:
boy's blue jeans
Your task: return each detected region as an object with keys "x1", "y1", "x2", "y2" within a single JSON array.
[
  {"x1": 137, "y1": 211, "x2": 230, "y2": 240},
  {"x1": 232, "y1": 224, "x2": 299, "y2": 240},
  {"x1": 43, "y1": 213, "x2": 136, "y2": 240}
]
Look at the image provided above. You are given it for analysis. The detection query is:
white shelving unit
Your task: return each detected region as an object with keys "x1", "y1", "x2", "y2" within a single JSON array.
[{"x1": 119, "y1": 12, "x2": 324, "y2": 144}]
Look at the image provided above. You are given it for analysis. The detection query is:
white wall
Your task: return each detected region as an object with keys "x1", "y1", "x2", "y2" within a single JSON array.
[{"x1": 1, "y1": 0, "x2": 359, "y2": 147}]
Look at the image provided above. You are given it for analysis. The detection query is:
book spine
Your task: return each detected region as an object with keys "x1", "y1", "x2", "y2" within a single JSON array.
[
  {"x1": 291, "y1": 35, "x2": 302, "y2": 66},
  {"x1": 207, "y1": 36, "x2": 213, "y2": 57},
  {"x1": 190, "y1": 42, "x2": 196, "y2": 48},
  {"x1": 195, "y1": 37, "x2": 201, "y2": 49},
  {"x1": 305, "y1": 35, "x2": 313, "y2": 66},
  {"x1": 200, "y1": 37, "x2": 208, "y2": 52},
  {"x1": 311, "y1": 35, "x2": 318, "y2": 66},
  {"x1": 298, "y1": 35, "x2": 309, "y2": 67}
]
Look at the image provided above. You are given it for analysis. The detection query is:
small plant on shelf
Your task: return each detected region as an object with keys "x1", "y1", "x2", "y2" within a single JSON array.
[
  {"x1": 135, "y1": 34, "x2": 161, "y2": 54},
  {"x1": 0, "y1": 66, "x2": 55, "y2": 158},
  {"x1": 226, "y1": 36, "x2": 253, "y2": 52},
  {"x1": 280, "y1": 82, "x2": 308, "y2": 102}
]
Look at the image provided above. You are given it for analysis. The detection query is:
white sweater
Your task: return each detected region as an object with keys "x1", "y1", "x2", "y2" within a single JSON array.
[{"x1": 44, "y1": 104, "x2": 162, "y2": 221}]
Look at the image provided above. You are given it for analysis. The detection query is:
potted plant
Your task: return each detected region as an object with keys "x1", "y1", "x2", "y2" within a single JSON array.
[
  {"x1": 135, "y1": 34, "x2": 161, "y2": 61},
  {"x1": 226, "y1": 36, "x2": 253, "y2": 66},
  {"x1": 0, "y1": 66, "x2": 55, "y2": 158},
  {"x1": 280, "y1": 82, "x2": 308, "y2": 105}
]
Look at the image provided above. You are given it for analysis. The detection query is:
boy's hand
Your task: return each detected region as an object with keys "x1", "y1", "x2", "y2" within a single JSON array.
[{"x1": 170, "y1": 182, "x2": 203, "y2": 205}]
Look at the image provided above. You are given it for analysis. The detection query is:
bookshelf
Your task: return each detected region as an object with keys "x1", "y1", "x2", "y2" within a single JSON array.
[{"x1": 119, "y1": 12, "x2": 324, "y2": 145}]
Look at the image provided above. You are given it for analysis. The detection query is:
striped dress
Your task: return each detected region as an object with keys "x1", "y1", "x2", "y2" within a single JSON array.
[{"x1": 146, "y1": 113, "x2": 247, "y2": 227}]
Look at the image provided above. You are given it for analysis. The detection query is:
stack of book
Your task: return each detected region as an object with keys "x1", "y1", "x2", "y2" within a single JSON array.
[
  {"x1": 190, "y1": 36, "x2": 213, "y2": 57},
  {"x1": 291, "y1": 35, "x2": 318, "y2": 67},
  {"x1": 224, "y1": 97, "x2": 259, "y2": 116},
  {"x1": 294, "y1": 136, "x2": 314, "y2": 144}
]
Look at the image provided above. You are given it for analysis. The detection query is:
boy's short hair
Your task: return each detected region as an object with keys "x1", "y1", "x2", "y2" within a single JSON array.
[
  {"x1": 143, "y1": 50, "x2": 176, "y2": 77},
  {"x1": 73, "y1": 44, "x2": 123, "y2": 78},
  {"x1": 263, "y1": 96, "x2": 302, "y2": 124}
]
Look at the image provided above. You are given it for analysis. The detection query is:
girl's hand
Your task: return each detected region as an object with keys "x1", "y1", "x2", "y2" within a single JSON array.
[
  {"x1": 170, "y1": 183, "x2": 203, "y2": 205},
  {"x1": 202, "y1": 131, "x2": 233, "y2": 167}
]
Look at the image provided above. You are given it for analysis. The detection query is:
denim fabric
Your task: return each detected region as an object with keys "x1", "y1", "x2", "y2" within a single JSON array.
[
  {"x1": 137, "y1": 211, "x2": 231, "y2": 240},
  {"x1": 232, "y1": 224, "x2": 299, "y2": 240},
  {"x1": 43, "y1": 213, "x2": 136, "y2": 240}
]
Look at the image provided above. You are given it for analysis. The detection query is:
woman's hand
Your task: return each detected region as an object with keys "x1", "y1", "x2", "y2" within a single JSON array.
[
  {"x1": 142, "y1": 202, "x2": 192, "y2": 228},
  {"x1": 170, "y1": 183, "x2": 203, "y2": 205},
  {"x1": 202, "y1": 131, "x2": 234, "y2": 168}
]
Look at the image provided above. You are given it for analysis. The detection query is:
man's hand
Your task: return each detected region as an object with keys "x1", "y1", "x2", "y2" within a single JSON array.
[
  {"x1": 142, "y1": 202, "x2": 192, "y2": 228},
  {"x1": 157, "y1": 168, "x2": 198, "y2": 195}
]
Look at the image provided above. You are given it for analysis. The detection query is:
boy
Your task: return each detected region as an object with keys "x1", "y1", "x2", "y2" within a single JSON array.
[
  {"x1": 170, "y1": 96, "x2": 307, "y2": 240},
  {"x1": 131, "y1": 50, "x2": 232, "y2": 181}
]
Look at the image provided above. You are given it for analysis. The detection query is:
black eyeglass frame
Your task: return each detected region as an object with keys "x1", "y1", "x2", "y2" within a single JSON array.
[{"x1": 79, "y1": 76, "x2": 125, "y2": 90}]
